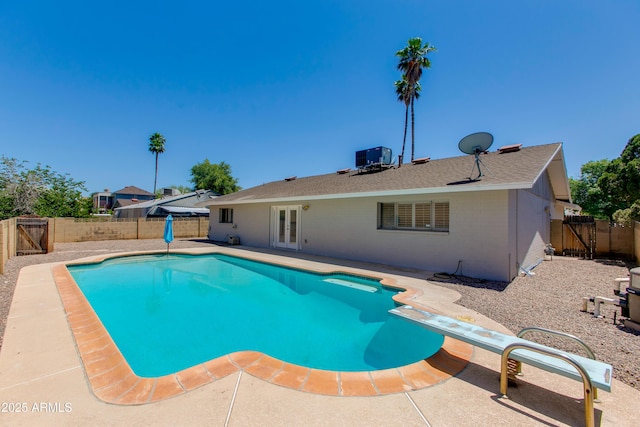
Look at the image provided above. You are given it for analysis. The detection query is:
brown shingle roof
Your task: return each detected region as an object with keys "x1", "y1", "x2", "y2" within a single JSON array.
[
  {"x1": 113, "y1": 186, "x2": 155, "y2": 196},
  {"x1": 206, "y1": 143, "x2": 567, "y2": 205}
]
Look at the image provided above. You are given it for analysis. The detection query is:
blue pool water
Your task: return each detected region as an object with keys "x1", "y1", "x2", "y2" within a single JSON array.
[{"x1": 68, "y1": 254, "x2": 444, "y2": 377}]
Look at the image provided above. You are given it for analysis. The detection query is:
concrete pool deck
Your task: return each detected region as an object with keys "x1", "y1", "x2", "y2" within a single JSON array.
[{"x1": 1, "y1": 246, "x2": 638, "y2": 426}]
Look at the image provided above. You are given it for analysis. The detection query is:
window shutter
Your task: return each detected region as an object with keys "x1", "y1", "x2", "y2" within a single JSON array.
[
  {"x1": 397, "y1": 203, "x2": 413, "y2": 228},
  {"x1": 434, "y1": 202, "x2": 449, "y2": 230},
  {"x1": 415, "y1": 202, "x2": 431, "y2": 229},
  {"x1": 380, "y1": 203, "x2": 395, "y2": 228}
]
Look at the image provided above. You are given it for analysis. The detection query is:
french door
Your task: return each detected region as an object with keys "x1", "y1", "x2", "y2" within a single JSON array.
[{"x1": 272, "y1": 206, "x2": 300, "y2": 249}]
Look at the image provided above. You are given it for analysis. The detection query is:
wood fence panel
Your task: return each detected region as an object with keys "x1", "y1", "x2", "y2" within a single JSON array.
[
  {"x1": 562, "y1": 215, "x2": 595, "y2": 259},
  {"x1": 16, "y1": 217, "x2": 49, "y2": 255}
]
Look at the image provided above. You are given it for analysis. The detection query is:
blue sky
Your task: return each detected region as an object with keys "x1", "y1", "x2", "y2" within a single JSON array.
[{"x1": 1, "y1": 1, "x2": 638, "y2": 195}]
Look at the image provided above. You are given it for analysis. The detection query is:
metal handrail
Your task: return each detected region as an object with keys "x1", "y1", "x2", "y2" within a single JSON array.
[
  {"x1": 517, "y1": 326, "x2": 598, "y2": 400},
  {"x1": 500, "y1": 342, "x2": 595, "y2": 427},
  {"x1": 517, "y1": 327, "x2": 596, "y2": 360}
]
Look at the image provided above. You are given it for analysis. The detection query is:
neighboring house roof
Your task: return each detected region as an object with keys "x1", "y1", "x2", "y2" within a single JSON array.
[
  {"x1": 112, "y1": 186, "x2": 155, "y2": 196},
  {"x1": 204, "y1": 143, "x2": 570, "y2": 205},
  {"x1": 114, "y1": 190, "x2": 218, "y2": 217},
  {"x1": 116, "y1": 190, "x2": 218, "y2": 211},
  {"x1": 113, "y1": 199, "x2": 139, "y2": 207},
  {"x1": 149, "y1": 206, "x2": 210, "y2": 216}
]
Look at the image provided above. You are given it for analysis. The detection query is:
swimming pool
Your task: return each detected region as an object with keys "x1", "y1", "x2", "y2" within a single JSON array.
[{"x1": 68, "y1": 253, "x2": 444, "y2": 377}]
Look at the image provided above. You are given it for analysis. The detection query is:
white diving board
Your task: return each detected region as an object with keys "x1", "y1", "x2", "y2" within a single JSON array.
[{"x1": 389, "y1": 305, "x2": 612, "y2": 392}]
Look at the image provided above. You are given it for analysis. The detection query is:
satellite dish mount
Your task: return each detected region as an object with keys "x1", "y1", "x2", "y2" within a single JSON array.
[{"x1": 458, "y1": 132, "x2": 494, "y2": 180}]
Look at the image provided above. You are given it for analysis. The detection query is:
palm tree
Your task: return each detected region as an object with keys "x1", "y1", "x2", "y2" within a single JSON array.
[
  {"x1": 394, "y1": 76, "x2": 421, "y2": 164},
  {"x1": 148, "y1": 132, "x2": 166, "y2": 194},
  {"x1": 395, "y1": 37, "x2": 436, "y2": 161}
]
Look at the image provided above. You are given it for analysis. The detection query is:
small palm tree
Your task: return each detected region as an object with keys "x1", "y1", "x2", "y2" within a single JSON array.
[
  {"x1": 148, "y1": 132, "x2": 166, "y2": 194},
  {"x1": 395, "y1": 37, "x2": 436, "y2": 161},
  {"x1": 394, "y1": 76, "x2": 421, "y2": 164}
]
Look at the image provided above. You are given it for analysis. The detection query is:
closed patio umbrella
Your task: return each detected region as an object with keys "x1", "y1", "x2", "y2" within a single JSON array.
[{"x1": 164, "y1": 214, "x2": 174, "y2": 254}]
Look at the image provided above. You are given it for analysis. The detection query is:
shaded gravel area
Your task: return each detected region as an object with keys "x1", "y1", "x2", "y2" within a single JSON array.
[
  {"x1": 1, "y1": 239, "x2": 638, "y2": 391},
  {"x1": 429, "y1": 256, "x2": 640, "y2": 391}
]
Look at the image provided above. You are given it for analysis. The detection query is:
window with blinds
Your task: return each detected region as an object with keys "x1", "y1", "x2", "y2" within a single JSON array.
[
  {"x1": 397, "y1": 203, "x2": 413, "y2": 228},
  {"x1": 219, "y1": 208, "x2": 233, "y2": 223},
  {"x1": 434, "y1": 202, "x2": 449, "y2": 230},
  {"x1": 378, "y1": 201, "x2": 449, "y2": 231}
]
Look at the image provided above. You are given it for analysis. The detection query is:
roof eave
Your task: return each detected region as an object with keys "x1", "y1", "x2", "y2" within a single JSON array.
[
  {"x1": 534, "y1": 143, "x2": 572, "y2": 203},
  {"x1": 202, "y1": 182, "x2": 536, "y2": 206}
]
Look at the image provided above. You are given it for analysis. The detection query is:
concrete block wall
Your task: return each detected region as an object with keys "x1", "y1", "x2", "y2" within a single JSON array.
[
  {"x1": 0, "y1": 218, "x2": 16, "y2": 274},
  {"x1": 53, "y1": 218, "x2": 138, "y2": 242},
  {"x1": 136, "y1": 218, "x2": 164, "y2": 240},
  {"x1": 635, "y1": 221, "x2": 640, "y2": 264},
  {"x1": 596, "y1": 220, "x2": 635, "y2": 259},
  {"x1": 53, "y1": 217, "x2": 209, "y2": 243}
]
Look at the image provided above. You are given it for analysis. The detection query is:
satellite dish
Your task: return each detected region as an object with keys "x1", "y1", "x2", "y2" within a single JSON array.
[
  {"x1": 458, "y1": 132, "x2": 493, "y2": 154},
  {"x1": 458, "y1": 132, "x2": 494, "y2": 179}
]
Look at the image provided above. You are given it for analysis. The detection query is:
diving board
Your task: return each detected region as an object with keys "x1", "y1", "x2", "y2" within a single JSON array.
[{"x1": 390, "y1": 305, "x2": 612, "y2": 427}]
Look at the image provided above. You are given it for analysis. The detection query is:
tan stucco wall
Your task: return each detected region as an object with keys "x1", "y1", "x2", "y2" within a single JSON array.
[
  {"x1": 208, "y1": 191, "x2": 526, "y2": 281},
  {"x1": 208, "y1": 204, "x2": 271, "y2": 247},
  {"x1": 514, "y1": 190, "x2": 552, "y2": 273},
  {"x1": 550, "y1": 219, "x2": 563, "y2": 255}
]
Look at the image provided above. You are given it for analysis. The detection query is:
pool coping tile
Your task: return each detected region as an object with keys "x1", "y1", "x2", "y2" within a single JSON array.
[
  {"x1": 176, "y1": 364, "x2": 214, "y2": 391},
  {"x1": 269, "y1": 363, "x2": 310, "y2": 390},
  {"x1": 369, "y1": 368, "x2": 413, "y2": 394},
  {"x1": 302, "y1": 369, "x2": 340, "y2": 395},
  {"x1": 52, "y1": 252, "x2": 472, "y2": 405},
  {"x1": 340, "y1": 371, "x2": 379, "y2": 396}
]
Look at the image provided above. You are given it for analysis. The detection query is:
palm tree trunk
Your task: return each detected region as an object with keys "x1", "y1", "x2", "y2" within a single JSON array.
[
  {"x1": 153, "y1": 153, "x2": 159, "y2": 194},
  {"x1": 401, "y1": 104, "x2": 409, "y2": 164},
  {"x1": 410, "y1": 96, "x2": 415, "y2": 162}
]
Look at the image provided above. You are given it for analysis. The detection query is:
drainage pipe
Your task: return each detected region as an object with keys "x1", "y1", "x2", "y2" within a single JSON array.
[
  {"x1": 593, "y1": 296, "x2": 619, "y2": 317},
  {"x1": 614, "y1": 277, "x2": 629, "y2": 295}
]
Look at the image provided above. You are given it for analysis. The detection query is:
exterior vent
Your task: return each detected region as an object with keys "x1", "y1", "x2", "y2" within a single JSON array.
[
  {"x1": 336, "y1": 168, "x2": 350, "y2": 174},
  {"x1": 412, "y1": 157, "x2": 430, "y2": 165},
  {"x1": 498, "y1": 144, "x2": 522, "y2": 154},
  {"x1": 284, "y1": 176, "x2": 297, "y2": 181}
]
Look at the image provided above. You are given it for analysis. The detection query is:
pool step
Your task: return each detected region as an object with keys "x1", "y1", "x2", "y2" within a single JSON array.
[{"x1": 322, "y1": 278, "x2": 378, "y2": 292}]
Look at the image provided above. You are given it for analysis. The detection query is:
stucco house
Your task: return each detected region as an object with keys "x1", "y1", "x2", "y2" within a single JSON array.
[{"x1": 202, "y1": 142, "x2": 572, "y2": 282}]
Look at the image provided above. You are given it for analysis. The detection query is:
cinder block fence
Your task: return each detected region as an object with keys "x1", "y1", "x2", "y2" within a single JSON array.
[{"x1": 0, "y1": 217, "x2": 209, "y2": 274}]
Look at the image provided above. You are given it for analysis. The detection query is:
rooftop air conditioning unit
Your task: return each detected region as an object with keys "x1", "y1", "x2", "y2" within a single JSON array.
[
  {"x1": 355, "y1": 146, "x2": 392, "y2": 168},
  {"x1": 227, "y1": 235, "x2": 240, "y2": 245},
  {"x1": 163, "y1": 188, "x2": 180, "y2": 197}
]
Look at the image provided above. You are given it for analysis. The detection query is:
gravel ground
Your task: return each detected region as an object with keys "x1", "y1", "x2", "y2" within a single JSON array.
[{"x1": 1, "y1": 239, "x2": 638, "y2": 391}]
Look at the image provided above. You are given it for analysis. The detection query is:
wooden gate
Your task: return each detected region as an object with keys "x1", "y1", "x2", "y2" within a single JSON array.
[
  {"x1": 562, "y1": 215, "x2": 595, "y2": 259},
  {"x1": 16, "y1": 217, "x2": 49, "y2": 255}
]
